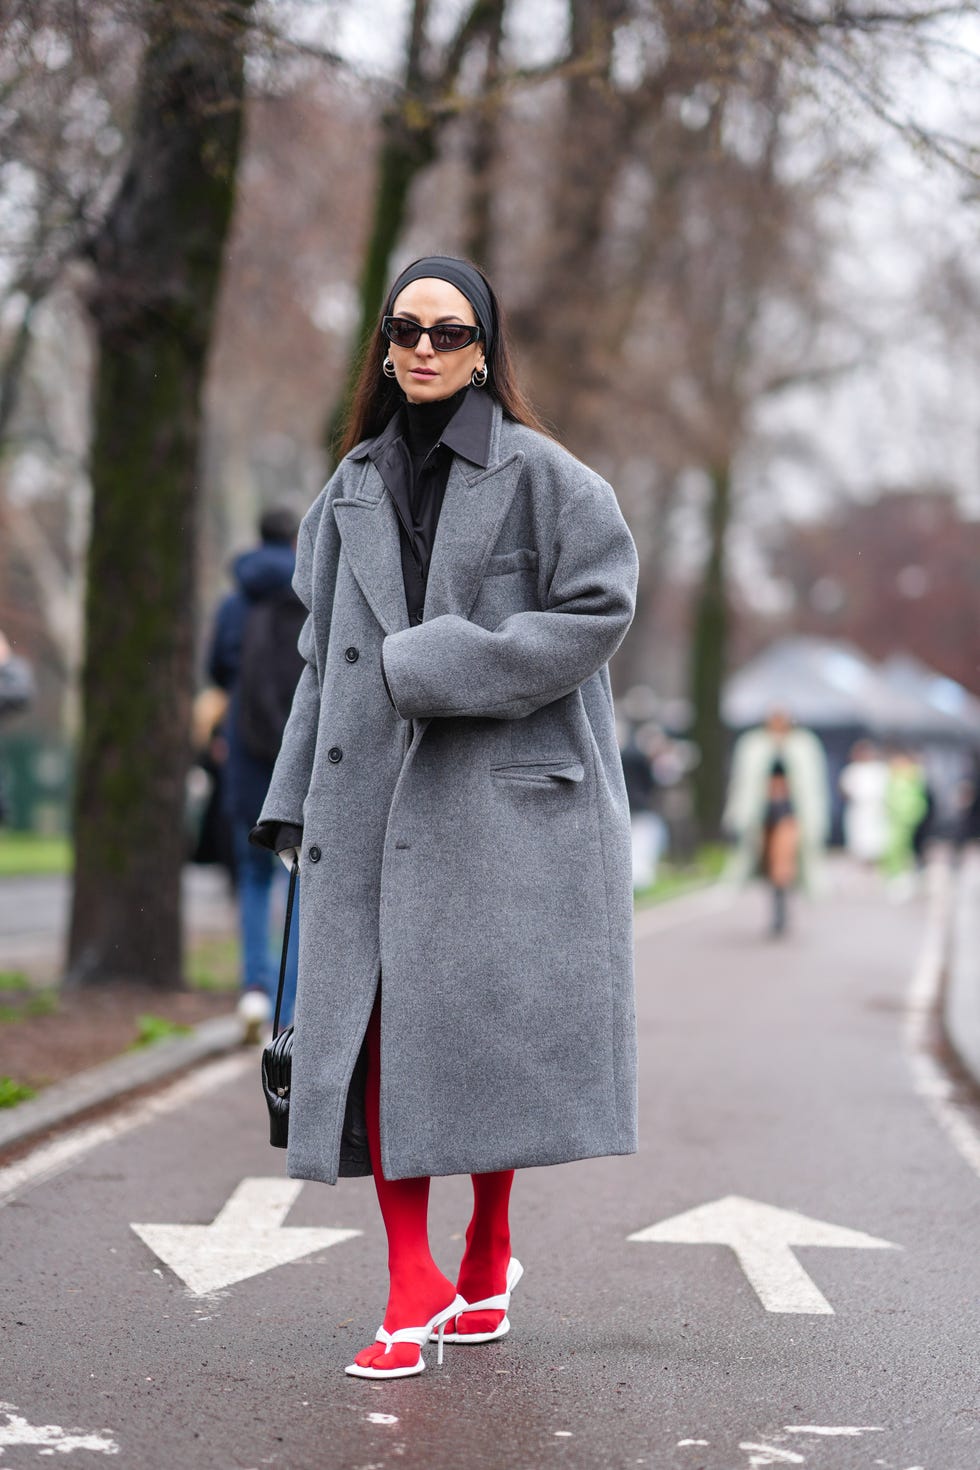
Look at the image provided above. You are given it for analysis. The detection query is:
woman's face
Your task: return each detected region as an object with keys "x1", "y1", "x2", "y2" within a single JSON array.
[{"x1": 388, "y1": 278, "x2": 486, "y2": 403}]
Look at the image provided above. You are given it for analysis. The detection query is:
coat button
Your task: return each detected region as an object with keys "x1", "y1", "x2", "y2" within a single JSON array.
[
  {"x1": 308, "y1": 844, "x2": 321, "y2": 863},
  {"x1": 413, "y1": 611, "x2": 424, "y2": 624},
  {"x1": 344, "y1": 646, "x2": 359, "y2": 663},
  {"x1": 327, "y1": 746, "x2": 343, "y2": 763}
]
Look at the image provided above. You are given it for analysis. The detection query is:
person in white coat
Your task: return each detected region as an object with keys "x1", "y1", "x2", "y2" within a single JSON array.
[
  {"x1": 723, "y1": 709, "x2": 830, "y2": 933},
  {"x1": 839, "y1": 740, "x2": 889, "y2": 865}
]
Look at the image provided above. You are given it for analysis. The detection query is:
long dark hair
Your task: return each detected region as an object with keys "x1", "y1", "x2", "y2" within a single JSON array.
[{"x1": 338, "y1": 258, "x2": 551, "y2": 458}]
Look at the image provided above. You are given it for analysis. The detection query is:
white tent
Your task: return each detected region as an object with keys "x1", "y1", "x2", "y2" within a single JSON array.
[
  {"x1": 879, "y1": 654, "x2": 980, "y2": 744},
  {"x1": 724, "y1": 637, "x2": 980, "y2": 745}
]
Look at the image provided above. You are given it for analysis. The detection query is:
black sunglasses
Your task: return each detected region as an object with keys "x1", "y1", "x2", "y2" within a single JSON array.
[{"x1": 382, "y1": 316, "x2": 482, "y2": 352}]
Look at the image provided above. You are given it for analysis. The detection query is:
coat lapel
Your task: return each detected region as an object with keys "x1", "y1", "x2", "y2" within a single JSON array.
[
  {"x1": 333, "y1": 462, "x2": 410, "y2": 635},
  {"x1": 423, "y1": 451, "x2": 525, "y2": 622}
]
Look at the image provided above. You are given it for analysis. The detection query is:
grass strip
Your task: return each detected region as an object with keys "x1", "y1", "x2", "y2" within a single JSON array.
[
  {"x1": 0, "y1": 1075, "x2": 37, "y2": 1108},
  {"x1": 0, "y1": 833, "x2": 73, "y2": 878}
]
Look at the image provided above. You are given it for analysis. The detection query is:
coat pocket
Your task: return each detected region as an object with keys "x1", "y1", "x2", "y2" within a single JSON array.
[
  {"x1": 491, "y1": 758, "x2": 585, "y2": 787},
  {"x1": 484, "y1": 548, "x2": 539, "y2": 576}
]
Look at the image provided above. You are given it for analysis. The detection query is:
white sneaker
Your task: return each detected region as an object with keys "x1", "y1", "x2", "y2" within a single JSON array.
[{"x1": 238, "y1": 989, "x2": 272, "y2": 1044}]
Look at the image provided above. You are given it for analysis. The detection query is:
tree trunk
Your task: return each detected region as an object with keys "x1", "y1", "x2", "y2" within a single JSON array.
[
  {"x1": 463, "y1": 0, "x2": 505, "y2": 266},
  {"x1": 324, "y1": 115, "x2": 436, "y2": 459},
  {"x1": 689, "y1": 461, "x2": 732, "y2": 841},
  {"x1": 323, "y1": 0, "x2": 505, "y2": 460},
  {"x1": 515, "y1": 0, "x2": 636, "y2": 444},
  {"x1": 67, "y1": 1, "x2": 252, "y2": 988}
]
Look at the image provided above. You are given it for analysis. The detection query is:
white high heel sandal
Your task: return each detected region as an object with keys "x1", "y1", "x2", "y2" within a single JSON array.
[
  {"x1": 345, "y1": 1294, "x2": 466, "y2": 1379},
  {"x1": 436, "y1": 1257, "x2": 524, "y2": 1345}
]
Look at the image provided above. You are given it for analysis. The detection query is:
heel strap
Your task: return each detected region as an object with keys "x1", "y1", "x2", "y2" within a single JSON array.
[{"x1": 457, "y1": 1257, "x2": 524, "y2": 1317}]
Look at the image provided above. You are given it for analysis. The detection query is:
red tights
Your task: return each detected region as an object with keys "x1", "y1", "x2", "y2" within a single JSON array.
[{"x1": 353, "y1": 1001, "x2": 515, "y2": 1371}]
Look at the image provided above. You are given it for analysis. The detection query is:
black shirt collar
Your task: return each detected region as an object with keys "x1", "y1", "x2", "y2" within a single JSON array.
[
  {"x1": 438, "y1": 385, "x2": 492, "y2": 468},
  {"x1": 358, "y1": 386, "x2": 493, "y2": 470}
]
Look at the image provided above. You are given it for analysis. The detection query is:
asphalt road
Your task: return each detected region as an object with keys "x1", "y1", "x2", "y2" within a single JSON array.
[
  {"x1": 0, "y1": 868, "x2": 237, "y2": 973},
  {"x1": 2, "y1": 867, "x2": 979, "y2": 1470}
]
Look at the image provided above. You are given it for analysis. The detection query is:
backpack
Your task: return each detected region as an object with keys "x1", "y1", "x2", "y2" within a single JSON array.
[
  {"x1": 238, "y1": 586, "x2": 306, "y2": 763},
  {"x1": 0, "y1": 655, "x2": 34, "y2": 717}
]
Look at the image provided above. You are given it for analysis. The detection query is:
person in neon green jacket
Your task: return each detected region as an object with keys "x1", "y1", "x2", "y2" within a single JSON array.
[{"x1": 882, "y1": 751, "x2": 929, "y2": 879}]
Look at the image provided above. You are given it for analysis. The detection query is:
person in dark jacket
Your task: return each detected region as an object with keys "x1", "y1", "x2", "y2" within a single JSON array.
[
  {"x1": 0, "y1": 630, "x2": 35, "y2": 826},
  {"x1": 620, "y1": 729, "x2": 664, "y2": 889},
  {"x1": 954, "y1": 758, "x2": 980, "y2": 854},
  {"x1": 208, "y1": 506, "x2": 303, "y2": 1040}
]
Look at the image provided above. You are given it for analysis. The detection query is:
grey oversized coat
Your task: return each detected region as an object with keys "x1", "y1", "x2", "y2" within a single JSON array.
[{"x1": 259, "y1": 400, "x2": 639, "y2": 1185}]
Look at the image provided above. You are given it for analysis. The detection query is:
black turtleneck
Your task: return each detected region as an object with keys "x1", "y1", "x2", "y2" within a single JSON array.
[{"x1": 404, "y1": 385, "x2": 468, "y2": 472}]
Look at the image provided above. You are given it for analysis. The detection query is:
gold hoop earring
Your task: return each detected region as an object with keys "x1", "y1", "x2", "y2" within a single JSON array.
[
  {"x1": 471, "y1": 364, "x2": 488, "y2": 388},
  {"x1": 382, "y1": 357, "x2": 397, "y2": 379}
]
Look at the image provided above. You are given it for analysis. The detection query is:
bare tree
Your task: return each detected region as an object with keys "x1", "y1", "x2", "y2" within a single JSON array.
[
  {"x1": 0, "y1": 4, "x2": 143, "y2": 718},
  {"x1": 507, "y1": 0, "x2": 978, "y2": 832},
  {"x1": 324, "y1": 0, "x2": 512, "y2": 455},
  {"x1": 765, "y1": 485, "x2": 980, "y2": 696},
  {"x1": 0, "y1": 3, "x2": 140, "y2": 433}
]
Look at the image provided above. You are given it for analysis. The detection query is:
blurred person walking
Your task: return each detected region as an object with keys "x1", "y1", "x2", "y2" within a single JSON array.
[
  {"x1": 953, "y1": 757, "x2": 980, "y2": 856},
  {"x1": 620, "y1": 726, "x2": 665, "y2": 889},
  {"x1": 723, "y1": 709, "x2": 830, "y2": 936},
  {"x1": 760, "y1": 758, "x2": 799, "y2": 935},
  {"x1": 882, "y1": 750, "x2": 929, "y2": 900},
  {"x1": 839, "y1": 740, "x2": 889, "y2": 866},
  {"x1": 207, "y1": 506, "x2": 304, "y2": 1040},
  {"x1": 187, "y1": 687, "x2": 234, "y2": 876},
  {"x1": 0, "y1": 630, "x2": 35, "y2": 826},
  {"x1": 251, "y1": 255, "x2": 638, "y2": 1380}
]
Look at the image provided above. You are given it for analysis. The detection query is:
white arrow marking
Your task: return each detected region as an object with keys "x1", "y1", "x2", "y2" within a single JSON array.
[
  {"x1": 132, "y1": 1177, "x2": 361, "y2": 1296},
  {"x1": 0, "y1": 1402, "x2": 118, "y2": 1457},
  {"x1": 628, "y1": 1195, "x2": 899, "y2": 1314},
  {"x1": 740, "y1": 1445, "x2": 804, "y2": 1467}
]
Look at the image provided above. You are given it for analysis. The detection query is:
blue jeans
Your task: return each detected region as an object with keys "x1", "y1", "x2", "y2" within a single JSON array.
[{"x1": 233, "y1": 823, "x2": 298, "y2": 1027}]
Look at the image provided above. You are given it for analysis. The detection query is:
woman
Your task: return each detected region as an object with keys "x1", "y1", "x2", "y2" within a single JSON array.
[
  {"x1": 882, "y1": 749, "x2": 929, "y2": 895},
  {"x1": 252, "y1": 255, "x2": 639, "y2": 1379},
  {"x1": 723, "y1": 708, "x2": 830, "y2": 918},
  {"x1": 760, "y1": 758, "x2": 799, "y2": 936},
  {"x1": 839, "y1": 740, "x2": 889, "y2": 867}
]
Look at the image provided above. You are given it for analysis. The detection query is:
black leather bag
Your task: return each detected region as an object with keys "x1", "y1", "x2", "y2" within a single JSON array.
[{"x1": 261, "y1": 855, "x2": 298, "y2": 1149}]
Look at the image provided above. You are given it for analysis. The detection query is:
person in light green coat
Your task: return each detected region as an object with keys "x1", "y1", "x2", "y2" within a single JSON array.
[
  {"x1": 882, "y1": 751, "x2": 929, "y2": 881},
  {"x1": 723, "y1": 709, "x2": 831, "y2": 930}
]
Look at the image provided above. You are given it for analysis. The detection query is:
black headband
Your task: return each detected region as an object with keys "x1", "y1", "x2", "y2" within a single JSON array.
[{"x1": 385, "y1": 256, "x2": 495, "y2": 352}]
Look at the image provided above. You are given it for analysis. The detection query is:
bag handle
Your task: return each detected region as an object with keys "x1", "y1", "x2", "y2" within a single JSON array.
[{"x1": 272, "y1": 855, "x2": 299, "y2": 1038}]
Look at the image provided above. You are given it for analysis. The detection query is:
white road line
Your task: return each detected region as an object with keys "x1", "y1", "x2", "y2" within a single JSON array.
[
  {"x1": 0, "y1": 1051, "x2": 252, "y2": 1207},
  {"x1": 0, "y1": 1403, "x2": 118, "y2": 1457},
  {"x1": 785, "y1": 1427, "x2": 883, "y2": 1437},
  {"x1": 904, "y1": 865, "x2": 980, "y2": 1182}
]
